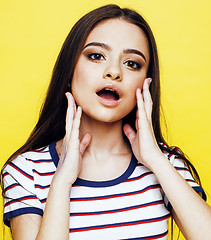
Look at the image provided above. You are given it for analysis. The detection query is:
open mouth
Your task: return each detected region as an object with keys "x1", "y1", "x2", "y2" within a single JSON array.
[
  {"x1": 96, "y1": 88, "x2": 120, "y2": 101},
  {"x1": 95, "y1": 84, "x2": 122, "y2": 107}
]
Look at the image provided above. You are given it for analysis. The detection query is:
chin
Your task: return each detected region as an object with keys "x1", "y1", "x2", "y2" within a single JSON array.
[
  {"x1": 85, "y1": 113, "x2": 120, "y2": 123},
  {"x1": 82, "y1": 108, "x2": 131, "y2": 124}
]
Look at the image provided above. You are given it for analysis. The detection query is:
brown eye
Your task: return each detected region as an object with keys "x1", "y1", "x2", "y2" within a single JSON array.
[
  {"x1": 125, "y1": 60, "x2": 141, "y2": 70},
  {"x1": 87, "y1": 53, "x2": 105, "y2": 61}
]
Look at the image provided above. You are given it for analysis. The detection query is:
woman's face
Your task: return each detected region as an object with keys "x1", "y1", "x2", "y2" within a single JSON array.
[{"x1": 71, "y1": 19, "x2": 150, "y2": 123}]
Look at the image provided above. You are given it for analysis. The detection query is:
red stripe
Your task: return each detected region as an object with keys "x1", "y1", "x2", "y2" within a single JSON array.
[
  {"x1": 26, "y1": 158, "x2": 53, "y2": 163},
  {"x1": 33, "y1": 160, "x2": 52, "y2": 163},
  {"x1": 187, "y1": 179, "x2": 196, "y2": 183},
  {"x1": 40, "y1": 198, "x2": 47, "y2": 203},
  {"x1": 2, "y1": 172, "x2": 9, "y2": 178},
  {"x1": 4, "y1": 183, "x2": 20, "y2": 193},
  {"x1": 70, "y1": 200, "x2": 163, "y2": 217},
  {"x1": 9, "y1": 163, "x2": 33, "y2": 180},
  {"x1": 175, "y1": 167, "x2": 189, "y2": 172},
  {"x1": 125, "y1": 172, "x2": 153, "y2": 183},
  {"x1": 136, "y1": 231, "x2": 168, "y2": 240},
  {"x1": 5, "y1": 196, "x2": 37, "y2": 207},
  {"x1": 70, "y1": 214, "x2": 170, "y2": 233},
  {"x1": 71, "y1": 185, "x2": 160, "y2": 202},
  {"x1": 72, "y1": 184, "x2": 83, "y2": 187},
  {"x1": 33, "y1": 169, "x2": 54, "y2": 176},
  {"x1": 35, "y1": 184, "x2": 50, "y2": 189}
]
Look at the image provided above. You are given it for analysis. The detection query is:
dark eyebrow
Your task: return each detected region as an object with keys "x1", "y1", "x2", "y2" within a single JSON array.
[
  {"x1": 83, "y1": 42, "x2": 146, "y2": 61},
  {"x1": 83, "y1": 42, "x2": 111, "y2": 51},
  {"x1": 123, "y1": 49, "x2": 146, "y2": 61}
]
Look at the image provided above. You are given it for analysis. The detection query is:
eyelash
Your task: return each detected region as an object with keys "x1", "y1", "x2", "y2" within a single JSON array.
[
  {"x1": 87, "y1": 53, "x2": 105, "y2": 61},
  {"x1": 124, "y1": 60, "x2": 142, "y2": 70},
  {"x1": 86, "y1": 52, "x2": 142, "y2": 70}
]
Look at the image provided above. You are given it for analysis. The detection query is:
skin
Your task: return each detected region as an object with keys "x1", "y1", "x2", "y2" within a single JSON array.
[
  {"x1": 70, "y1": 19, "x2": 150, "y2": 181},
  {"x1": 10, "y1": 19, "x2": 211, "y2": 240},
  {"x1": 71, "y1": 19, "x2": 149, "y2": 123}
]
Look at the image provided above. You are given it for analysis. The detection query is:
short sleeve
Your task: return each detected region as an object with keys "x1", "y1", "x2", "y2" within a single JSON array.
[
  {"x1": 162, "y1": 154, "x2": 207, "y2": 212},
  {"x1": 2, "y1": 155, "x2": 43, "y2": 227}
]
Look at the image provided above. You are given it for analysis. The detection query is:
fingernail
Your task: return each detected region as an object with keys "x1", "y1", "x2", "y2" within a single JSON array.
[{"x1": 65, "y1": 92, "x2": 69, "y2": 101}]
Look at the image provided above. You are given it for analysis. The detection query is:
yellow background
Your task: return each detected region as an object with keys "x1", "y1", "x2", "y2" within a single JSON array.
[{"x1": 0, "y1": 0, "x2": 210, "y2": 239}]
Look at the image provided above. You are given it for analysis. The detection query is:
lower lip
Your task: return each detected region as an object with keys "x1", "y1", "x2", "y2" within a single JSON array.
[{"x1": 96, "y1": 94, "x2": 122, "y2": 107}]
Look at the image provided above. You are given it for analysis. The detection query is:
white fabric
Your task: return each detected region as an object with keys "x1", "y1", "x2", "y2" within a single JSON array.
[{"x1": 3, "y1": 142, "x2": 205, "y2": 239}]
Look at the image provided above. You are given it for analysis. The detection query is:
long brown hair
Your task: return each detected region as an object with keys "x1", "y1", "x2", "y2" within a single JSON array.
[
  {"x1": 1, "y1": 3, "x2": 201, "y2": 194},
  {"x1": 1, "y1": 5, "x2": 202, "y2": 240}
]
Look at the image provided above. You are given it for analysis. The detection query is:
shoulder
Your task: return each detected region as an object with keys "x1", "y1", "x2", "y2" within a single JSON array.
[
  {"x1": 4, "y1": 145, "x2": 49, "y2": 167},
  {"x1": 162, "y1": 151, "x2": 190, "y2": 175},
  {"x1": 2, "y1": 145, "x2": 53, "y2": 182}
]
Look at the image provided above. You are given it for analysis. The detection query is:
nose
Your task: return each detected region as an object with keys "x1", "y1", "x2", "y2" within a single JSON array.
[{"x1": 103, "y1": 62, "x2": 122, "y2": 81}]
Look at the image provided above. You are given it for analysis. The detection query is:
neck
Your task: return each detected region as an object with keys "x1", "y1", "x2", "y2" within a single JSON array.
[{"x1": 80, "y1": 113, "x2": 130, "y2": 156}]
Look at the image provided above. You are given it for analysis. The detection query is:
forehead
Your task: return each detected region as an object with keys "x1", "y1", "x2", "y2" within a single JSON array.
[{"x1": 84, "y1": 19, "x2": 149, "y2": 59}]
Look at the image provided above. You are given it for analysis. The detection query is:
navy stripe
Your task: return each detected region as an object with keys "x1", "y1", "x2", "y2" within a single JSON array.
[
  {"x1": 175, "y1": 166, "x2": 189, "y2": 171},
  {"x1": 70, "y1": 200, "x2": 163, "y2": 216},
  {"x1": 2, "y1": 172, "x2": 9, "y2": 178},
  {"x1": 121, "y1": 230, "x2": 168, "y2": 240},
  {"x1": 40, "y1": 198, "x2": 47, "y2": 203},
  {"x1": 49, "y1": 141, "x2": 59, "y2": 167},
  {"x1": 50, "y1": 141, "x2": 138, "y2": 188},
  {"x1": 71, "y1": 184, "x2": 161, "y2": 201},
  {"x1": 33, "y1": 169, "x2": 55, "y2": 176},
  {"x1": 167, "y1": 153, "x2": 173, "y2": 159},
  {"x1": 4, "y1": 183, "x2": 20, "y2": 193},
  {"x1": 9, "y1": 162, "x2": 33, "y2": 180},
  {"x1": 70, "y1": 213, "x2": 170, "y2": 233},
  {"x1": 26, "y1": 158, "x2": 53, "y2": 163},
  {"x1": 5, "y1": 195, "x2": 38, "y2": 207},
  {"x1": 125, "y1": 171, "x2": 153, "y2": 183},
  {"x1": 35, "y1": 184, "x2": 50, "y2": 189},
  {"x1": 193, "y1": 186, "x2": 207, "y2": 201},
  {"x1": 186, "y1": 178, "x2": 196, "y2": 183},
  {"x1": 3, "y1": 207, "x2": 43, "y2": 227},
  {"x1": 73, "y1": 154, "x2": 137, "y2": 187}
]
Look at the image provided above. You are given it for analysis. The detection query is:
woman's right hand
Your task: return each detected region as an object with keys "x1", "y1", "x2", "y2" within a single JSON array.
[{"x1": 53, "y1": 92, "x2": 92, "y2": 186}]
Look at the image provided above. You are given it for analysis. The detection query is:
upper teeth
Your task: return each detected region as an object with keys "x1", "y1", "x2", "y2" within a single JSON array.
[{"x1": 105, "y1": 88, "x2": 115, "y2": 92}]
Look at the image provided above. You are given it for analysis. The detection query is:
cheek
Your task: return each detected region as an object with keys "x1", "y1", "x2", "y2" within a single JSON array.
[
  {"x1": 124, "y1": 75, "x2": 146, "y2": 109},
  {"x1": 71, "y1": 72, "x2": 84, "y2": 105},
  {"x1": 71, "y1": 64, "x2": 87, "y2": 98},
  {"x1": 129, "y1": 75, "x2": 146, "y2": 93},
  {"x1": 73, "y1": 64, "x2": 88, "y2": 85}
]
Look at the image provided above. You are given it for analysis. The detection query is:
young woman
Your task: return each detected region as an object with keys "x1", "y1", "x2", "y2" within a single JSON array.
[{"x1": 1, "y1": 4, "x2": 211, "y2": 240}]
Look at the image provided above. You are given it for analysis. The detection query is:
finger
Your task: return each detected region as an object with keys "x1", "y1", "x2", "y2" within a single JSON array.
[
  {"x1": 80, "y1": 132, "x2": 92, "y2": 155},
  {"x1": 68, "y1": 106, "x2": 82, "y2": 146},
  {"x1": 142, "y1": 78, "x2": 153, "y2": 120},
  {"x1": 123, "y1": 124, "x2": 136, "y2": 145},
  {"x1": 136, "y1": 88, "x2": 144, "y2": 112},
  {"x1": 136, "y1": 87, "x2": 147, "y2": 118},
  {"x1": 65, "y1": 92, "x2": 76, "y2": 138},
  {"x1": 136, "y1": 88, "x2": 153, "y2": 133}
]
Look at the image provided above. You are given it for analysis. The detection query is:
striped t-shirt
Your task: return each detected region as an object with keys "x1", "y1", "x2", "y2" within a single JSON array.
[{"x1": 3, "y1": 141, "x2": 206, "y2": 239}]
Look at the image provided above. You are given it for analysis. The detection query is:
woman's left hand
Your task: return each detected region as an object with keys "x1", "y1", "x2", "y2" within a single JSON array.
[{"x1": 123, "y1": 78, "x2": 163, "y2": 170}]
